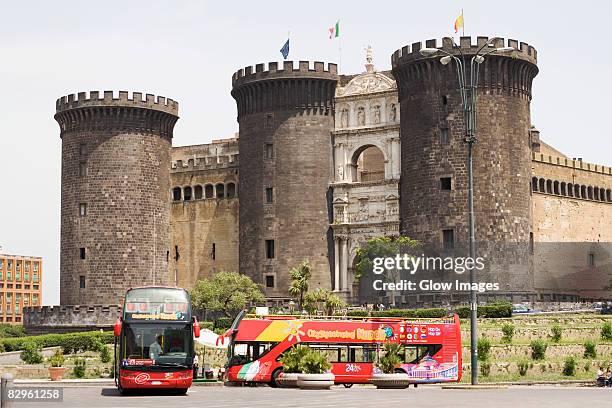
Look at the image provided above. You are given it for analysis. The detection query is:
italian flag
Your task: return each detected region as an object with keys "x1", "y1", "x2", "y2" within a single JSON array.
[{"x1": 329, "y1": 20, "x2": 340, "y2": 39}]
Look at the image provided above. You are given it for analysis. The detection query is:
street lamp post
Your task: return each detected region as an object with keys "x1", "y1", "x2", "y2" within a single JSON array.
[{"x1": 420, "y1": 39, "x2": 514, "y2": 385}]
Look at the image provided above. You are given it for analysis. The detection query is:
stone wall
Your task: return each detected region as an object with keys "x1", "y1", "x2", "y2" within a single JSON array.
[
  {"x1": 23, "y1": 305, "x2": 120, "y2": 335},
  {"x1": 532, "y1": 155, "x2": 612, "y2": 299},
  {"x1": 169, "y1": 139, "x2": 239, "y2": 288}
]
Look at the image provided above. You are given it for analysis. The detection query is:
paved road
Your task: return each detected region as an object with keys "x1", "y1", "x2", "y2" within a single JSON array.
[{"x1": 11, "y1": 385, "x2": 612, "y2": 408}]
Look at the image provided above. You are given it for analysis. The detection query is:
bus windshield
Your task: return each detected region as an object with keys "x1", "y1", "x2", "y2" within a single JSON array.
[
  {"x1": 120, "y1": 322, "x2": 194, "y2": 368},
  {"x1": 123, "y1": 287, "x2": 191, "y2": 322}
]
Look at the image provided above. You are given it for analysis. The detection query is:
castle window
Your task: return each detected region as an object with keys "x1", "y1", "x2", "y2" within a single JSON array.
[
  {"x1": 216, "y1": 183, "x2": 225, "y2": 198},
  {"x1": 265, "y1": 113, "x2": 274, "y2": 128},
  {"x1": 594, "y1": 187, "x2": 600, "y2": 201},
  {"x1": 183, "y1": 186, "x2": 192, "y2": 201},
  {"x1": 587, "y1": 186, "x2": 593, "y2": 200},
  {"x1": 211, "y1": 243, "x2": 216, "y2": 260},
  {"x1": 226, "y1": 183, "x2": 236, "y2": 198},
  {"x1": 588, "y1": 253, "x2": 595, "y2": 267},
  {"x1": 575, "y1": 184, "x2": 581, "y2": 198},
  {"x1": 607, "y1": 189, "x2": 611, "y2": 202},
  {"x1": 442, "y1": 229, "x2": 455, "y2": 250},
  {"x1": 532, "y1": 177, "x2": 538, "y2": 192},
  {"x1": 265, "y1": 187, "x2": 274, "y2": 203},
  {"x1": 442, "y1": 95, "x2": 448, "y2": 105},
  {"x1": 194, "y1": 185, "x2": 203, "y2": 200},
  {"x1": 79, "y1": 161, "x2": 87, "y2": 177},
  {"x1": 581, "y1": 185, "x2": 586, "y2": 199},
  {"x1": 440, "y1": 128, "x2": 450, "y2": 144},
  {"x1": 264, "y1": 143, "x2": 274, "y2": 159},
  {"x1": 79, "y1": 275, "x2": 85, "y2": 289},
  {"x1": 546, "y1": 180, "x2": 552, "y2": 194},
  {"x1": 79, "y1": 247, "x2": 86, "y2": 260},
  {"x1": 440, "y1": 177, "x2": 452, "y2": 191},
  {"x1": 79, "y1": 143, "x2": 87, "y2": 156},
  {"x1": 553, "y1": 181, "x2": 559, "y2": 195},
  {"x1": 265, "y1": 275, "x2": 275, "y2": 288},
  {"x1": 172, "y1": 187, "x2": 182, "y2": 201},
  {"x1": 265, "y1": 240, "x2": 275, "y2": 259},
  {"x1": 205, "y1": 184, "x2": 214, "y2": 199},
  {"x1": 560, "y1": 182, "x2": 567, "y2": 196},
  {"x1": 529, "y1": 232, "x2": 534, "y2": 255},
  {"x1": 539, "y1": 178, "x2": 545, "y2": 192},
  {"x1": 79, "y1": 203, "x2": 87, "y2": 217}
]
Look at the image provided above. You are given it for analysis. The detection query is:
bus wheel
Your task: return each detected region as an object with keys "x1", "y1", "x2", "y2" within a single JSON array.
[
  {"x1": 343, "y1": 383, "x2": 353, "y2": 388},
  {"x1": 175, "y1": 388, "x2": 188, "y2": 395},
  {"x1": 118, "y1": 385, "x2": 131, "y2": 396},
  {"x1": 269, "y1": 368, "x2": 283, "y2": 388}
]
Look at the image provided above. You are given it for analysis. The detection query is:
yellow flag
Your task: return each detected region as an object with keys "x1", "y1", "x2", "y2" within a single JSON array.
[{"x1": 454, "y1": 12, "x2": 464, "y2": 34}]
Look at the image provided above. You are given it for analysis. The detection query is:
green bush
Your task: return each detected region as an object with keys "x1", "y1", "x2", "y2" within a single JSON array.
[
  {"x1": 550, "y1": 324, "x2": 562, "y2": 343},
  {"x1": 530, "y1": 340, "x2": 548, "y2": 360},
  {"x1": 562, "y1": 356, "x2": 576, "y2": 376},
  {"x1": 20, "y1": 342, "x2": 43, "y2": 364},
  {"x1": 279, "y1": 346, "x2": 310, "y2": 374},
  {"x1": 73, "y1": 358, "x2": 86, "y2": 378},
  {"x1": 601, "y1": 322, "x2": 612, "y2": 341},
  {"x1": 584, "y1": 341, "x2": 597, "y2": 359},
  {"x1": 456, "y1": 302, "x2": 512, "y2": 318},
  {"x1": 214, "y1": 317, "x2": 233, "y2": 330},
  {"x1": 345, "y1": 308, "x2": 447, "y2": 318},
  {"x1": 200, "y1": 321, "x2": 214, "y2": 330},
  {"x1": 501, "y1": 323, "x2": 515, "y2": 344},
  {"x1": 0, "y1": 331, "x2": 113, "y2": 353},
  {"x1": 479, "y1": 361, "x2": 491, "y2": 377},
  {"x1": 379, "y1": 343, "x2": 404, "y2": 374},
  {"x1": 299, "y1": 349, "x2": 331, "y2": 374},
  {"x1": 477, "y1": 337, "x2": 491, "y2": 362},
  {"x1": 0, "y1": 324, "x2": 26, "y2": 338},
  {"x1": 517, "y1": 360, "x2": 529, "y2": 376},
  {"x1": 49, "y1": 349, "x2": 64, "y2": 367},
  {"x1": 99, "y1": 344, "x2": 111, "y2": 364}
]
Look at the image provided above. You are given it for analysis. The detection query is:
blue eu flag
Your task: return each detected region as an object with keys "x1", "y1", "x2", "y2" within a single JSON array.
[{"x1": 280, "y1": 39, "x2": 290, "y2": 60}]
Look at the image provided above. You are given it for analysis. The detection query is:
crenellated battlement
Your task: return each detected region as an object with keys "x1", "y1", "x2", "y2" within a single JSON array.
[
  {"x1": 392, "y1": 36, "x2": 537, "y2": 66},
  {"x1": 56, "y1": 90, "x2": 179, "y2": 116},
  {"x1": 532, "y1": 152, "x2": 612, "y2": 176},
  {"x1": 232, "y1": 61, "x2": 338, "y2": 87}
]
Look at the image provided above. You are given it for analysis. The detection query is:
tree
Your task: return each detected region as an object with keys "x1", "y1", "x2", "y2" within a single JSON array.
[
  {"x1": 288, "y1": 260, "x2": 312, "y2": 309},
  {"x1": 303, "y1": 288, "x2": 347, "y2": 316},
  {"x1": 353, "y1": 236, "x2": 423, "y2": 306},
  {"x1": 191, "y1": 271, "x2": 265, "y2": 318}
]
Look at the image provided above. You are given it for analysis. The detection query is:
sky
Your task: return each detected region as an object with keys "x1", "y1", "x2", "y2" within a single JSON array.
[{"x1": 1, "y1": 0, "x2": 611, "y2": 305}]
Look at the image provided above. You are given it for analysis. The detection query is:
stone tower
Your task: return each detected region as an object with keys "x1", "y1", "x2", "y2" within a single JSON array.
[
  {"x1": 391, "y1": 37, "x2": 539, "y2": 296},
  {"x1": 55, "y1": 91, "x2": 179, "y2": 305},
  {"x1": 231, "y1": 61, "x2": 338, "y2": 295}
]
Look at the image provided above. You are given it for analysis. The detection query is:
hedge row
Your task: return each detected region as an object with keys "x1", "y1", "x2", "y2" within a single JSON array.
[
  {"x1": 345, "y1": 303, "x2": 512, "y2": 319},
  {"x1": 0, "y1": 331, "x2": 114, "y2": 353}
]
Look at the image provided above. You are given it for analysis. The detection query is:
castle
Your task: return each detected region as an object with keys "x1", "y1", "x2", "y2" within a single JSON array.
[{"x1": 53, "y1": 36, "x2": 612, "y2": 308}]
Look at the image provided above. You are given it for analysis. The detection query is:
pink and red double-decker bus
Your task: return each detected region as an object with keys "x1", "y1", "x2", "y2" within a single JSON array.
[
  {"x1": 225, "y1": 312, "x2": 461, "y2": 387},
  {"x1": 113, "y1": 286, "x2": 201, "y2": 395}
]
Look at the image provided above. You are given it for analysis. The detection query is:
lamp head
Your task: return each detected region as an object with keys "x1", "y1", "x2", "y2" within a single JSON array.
[
  {"x1": 495, "y1": 46, "x2": 515, "y2": 53},
  {"x1": 419, "y1": 48, "x2": 440, "y2": 56},
  {"x1": 474, "y1": 55, "x2": 485, "y2": 64},
  {"x1": 440, "y1": 55, "x2": 452, "y2": 65}
]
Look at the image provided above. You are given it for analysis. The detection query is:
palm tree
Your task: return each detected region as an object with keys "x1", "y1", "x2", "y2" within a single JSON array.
[{"x1": 288, "y1": 260, "x2": 312, "y2": 309}]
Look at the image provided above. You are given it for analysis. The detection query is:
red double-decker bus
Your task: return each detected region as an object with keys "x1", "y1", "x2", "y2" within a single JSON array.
[
  {"x1": 113, "y1": 286, "x2": 201, "y2": 395},
  {"x1": 225, "y1": 312, "x2": 461, "y2": 387}
]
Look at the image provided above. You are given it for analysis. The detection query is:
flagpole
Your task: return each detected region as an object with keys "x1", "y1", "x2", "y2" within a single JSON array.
[{"x1": 462, "y1": 9, "x2": 465, "y2": 36}]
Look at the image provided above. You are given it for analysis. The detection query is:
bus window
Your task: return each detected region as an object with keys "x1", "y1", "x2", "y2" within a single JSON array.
[
  {"x1": 349, "y1": 345, "x2": 377, "y2": 362},
  {"x1": 403, "y1": 344, "x2": 442, "y2": 363},
  {"x1": 229, "y1": 342, "x2": 278, "y2": 366}
]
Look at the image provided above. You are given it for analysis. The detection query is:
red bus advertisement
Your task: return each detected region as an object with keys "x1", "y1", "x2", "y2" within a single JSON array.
[
  {"x1": 113, "y1": 286, "x2": 201, "y2": 395},
  {"x1": 225, "y1": 312, "x2": 461, "y2": 387}
]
